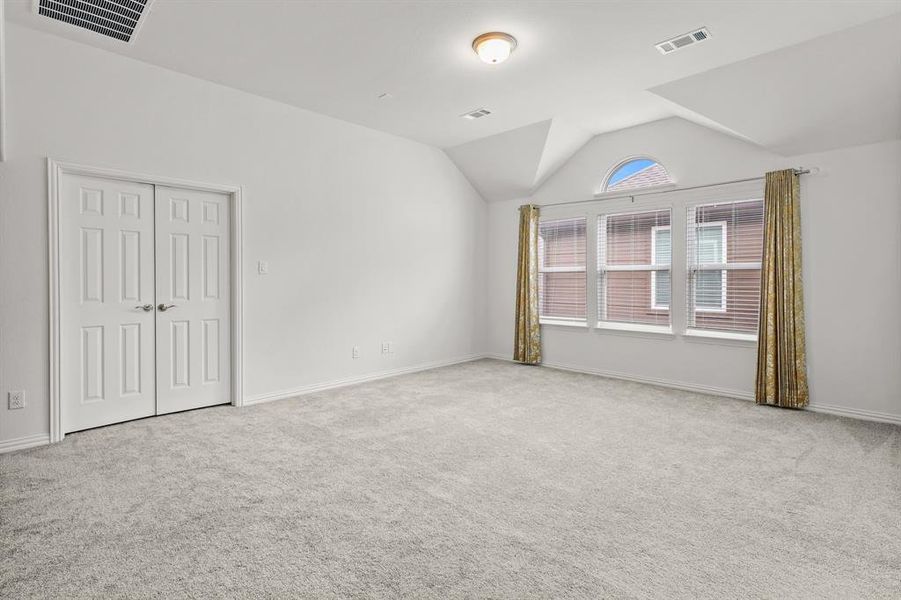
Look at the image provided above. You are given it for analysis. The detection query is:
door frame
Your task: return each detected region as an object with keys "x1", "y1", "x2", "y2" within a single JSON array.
[{"x1": 47, "y1": 159, "x2": 245, "y2": 443}]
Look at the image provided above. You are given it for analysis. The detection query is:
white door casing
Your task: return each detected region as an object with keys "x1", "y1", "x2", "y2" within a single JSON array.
[
  {"x1": 154, "y1": 186, "x2": 231, "y2": 414},
  {"x1": 50, "y1": 160, "x2": 244, "y2": 442},
  {"x1": 60, "y1": 174, "x2": 157, "y2": 432}
]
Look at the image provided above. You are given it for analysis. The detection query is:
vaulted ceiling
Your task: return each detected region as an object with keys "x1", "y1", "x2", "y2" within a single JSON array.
[
  {"x1": 450, "y1": 11, "x2": 901, "y2": 200},
  {"x1": 6, "y1": 1, "x2": 901, "y2": 200},
  {"x1": 651, "y1": 13, "x2": 901, "y2": 157},
  {"x1": 444, "y1": 119, "x2": 593, "y2": 202}
]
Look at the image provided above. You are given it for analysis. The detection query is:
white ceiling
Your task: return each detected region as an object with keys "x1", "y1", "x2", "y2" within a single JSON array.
[
  {"x1": 445, "y1": 118, "x2": 592, "y2": 202},
  {"x1": 651, "y1": 13, "x2": 901, "y2": 156},
  {"x1": 6, "y1": 1, "x2": 901, "y2": 200},
  {"x1": 8, "y1": 0, "x2": 901, "y2": 148}
]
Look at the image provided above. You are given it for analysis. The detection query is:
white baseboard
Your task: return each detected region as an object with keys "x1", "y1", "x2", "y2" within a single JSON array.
[
  {"x1": 484, "y1": 354, "x2": 754, "y2": 401},
  {"x1": 806, "y1": 403, "x2": 901, "y2": 425},
  {"x1": 0, "y1": 433, "x2": 51, "y2": 454},
  {"x1": 545, "y1": 361, "x2": 756, "y2": 401},
  {"x1": 243, "y1": 353, "x2": 485, "y2": 406},
  {"x1": 483, "y1": 354, "x2": 901, "y2": 425}
]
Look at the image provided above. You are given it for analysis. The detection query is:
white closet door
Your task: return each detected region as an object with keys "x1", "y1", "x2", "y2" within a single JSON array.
[
  {"x1": 154, "y1": 186, "x2": 231, "y2": 414},
  {"x1": 60, "y1": 175, "x2": 157, "y2": 432}
]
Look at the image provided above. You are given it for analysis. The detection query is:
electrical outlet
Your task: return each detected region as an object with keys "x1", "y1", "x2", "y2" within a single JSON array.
[
  {"x1": 8, "y1": 391, "x2": 24, "y2": 410},
  {"x1": 352, "y1": 346, "x2": 360, "y2": 359}
]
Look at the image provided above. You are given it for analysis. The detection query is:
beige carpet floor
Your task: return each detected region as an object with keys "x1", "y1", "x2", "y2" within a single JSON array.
[{"x1": 1, "y1": 359, "x2": 899, "y2": 599}]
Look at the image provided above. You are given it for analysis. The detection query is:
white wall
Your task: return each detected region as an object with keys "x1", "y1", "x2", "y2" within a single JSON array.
[
  {"x1": 487, "y1": 118, "x2": 901, "y2": 422},
  {"x1": 0, "y1": 24, "x2": 488, "y2": 445}
]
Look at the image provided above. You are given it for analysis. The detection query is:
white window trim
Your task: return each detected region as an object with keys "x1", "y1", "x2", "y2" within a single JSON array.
[
  {"x1": 593, "y1": 182, "x2": 677, "y2": 200},
  {"x1": 540, "y1": 317, "x2": 589, "y2": 328},
  {"x1": 598, "y1": 155, "x2": 675, "y2": 195},
  {"x1": 650, "y1": 224, "x2": 671, "y2": 310},
  {"x1": 596, "y1": 321, "x2": 673, "y2": 336},
  {"x1": 684, "y1": 328, "x2": 757, "y2": 344},
  {"x1": 693, "y1": 221, "x2": 727, "y2": 313}
]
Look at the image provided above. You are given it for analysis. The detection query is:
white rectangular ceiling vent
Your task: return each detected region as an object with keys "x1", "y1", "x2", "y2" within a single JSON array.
[
  {"x1": 461, "y1": 108, "x2": 492, "y2": 120},
  {"x1": 37, "y1": 0, "x2": 152, "y2": 43},
  {"x1": 656, "y1": 27, "x2": 711, "y2": 55}
]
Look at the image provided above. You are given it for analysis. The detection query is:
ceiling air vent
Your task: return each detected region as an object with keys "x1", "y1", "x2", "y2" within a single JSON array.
[
  {"x1": 655, "y1": 27, "x2": 711, "y2": 55},
  {"x1": 461, "y1": 108, "x2": 492, "y2": 120},
  {"x1": 37, "y1": 0, "x2": 152, "y2": 43}
]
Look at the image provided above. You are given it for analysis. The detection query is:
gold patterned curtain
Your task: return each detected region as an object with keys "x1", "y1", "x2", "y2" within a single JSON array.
[
  {"x1": 756, "y1": 169, "x2": 809, "y2": 408},
  {"x1": 514, "y1": 204, "x2": 541, "y2": 364}
]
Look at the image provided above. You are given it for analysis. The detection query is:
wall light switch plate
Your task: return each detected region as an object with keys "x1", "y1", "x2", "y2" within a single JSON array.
[
  {"x1": 352, "y1": 346, "x2": 360, "y2": 359},
  {"x1": 381, "y1": 342, "x2": 390, "y2": 355},
  {"x1": 8, "y1": 390, "x2": 24, "y2": 410},
  {"x1": 258, "y1": 260, "x2": 269, "y2": 275}
]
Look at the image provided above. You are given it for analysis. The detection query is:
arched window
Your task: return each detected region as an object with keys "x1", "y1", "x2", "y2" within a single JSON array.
[{"x1": 603, "y1": 157, "x2": 673, "y2": 193}]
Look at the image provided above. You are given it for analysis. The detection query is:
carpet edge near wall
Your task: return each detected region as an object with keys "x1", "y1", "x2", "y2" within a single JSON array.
[
  {"x1": 242, "y1": 353, "x2": 486, "y2": 406},
  {"x1": 4, "y1": 352, "x2": 897, "y2": 456},
  {"x1": 483, "y1": 354, "x2": 901, "y2": 426},
  {"x1": 0, "y1": 354, "x2": 487, "y2": 455}
]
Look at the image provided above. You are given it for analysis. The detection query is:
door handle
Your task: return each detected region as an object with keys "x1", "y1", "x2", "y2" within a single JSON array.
[
  {"x1": 135, "y1": 304, "x2": 154, "y2": 312},
  {"x1": 157, "y1": 304, "x2": 176, "y2": 312}
]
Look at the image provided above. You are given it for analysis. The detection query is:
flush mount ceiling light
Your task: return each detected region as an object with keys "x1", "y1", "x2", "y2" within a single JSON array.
[{"x1": 472, "y1": 32, "x2": 517, "y2": 64}]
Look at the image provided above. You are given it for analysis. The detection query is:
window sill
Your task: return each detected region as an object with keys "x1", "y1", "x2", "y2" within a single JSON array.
[
  {"x1": 683, "y1": 329, "x2": 757, "y2": 346},
  {"x1": 540, "y1": 318, "x2": 588, "y2": 329},
  {"x1": 595, "y1": 321, "x2": 674, "y2": 338}
]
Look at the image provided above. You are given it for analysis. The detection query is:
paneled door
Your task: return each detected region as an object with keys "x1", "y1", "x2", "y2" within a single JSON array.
[
  {"x1": 60, "y1": 176, "x2": 232, "y2": 433},
  {"x1": 154, "y1": 186, "x2": 231, "y2": 414},
  {"x1": 60, "y1": 175, "x2": 157, "y2": 432}
]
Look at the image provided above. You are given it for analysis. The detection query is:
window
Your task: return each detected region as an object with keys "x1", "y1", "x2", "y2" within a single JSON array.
[
  {"x1": 686, "y1": 199, "x2": 764, "y2": 334},
  {"x1": 694, "y1": 223, "x2": 727, "y2": 311},
  {"x1": 651, "y1": 225, "x2": 671, "y2": 310},
  {"x1": 598, "y1": 209, "x2": 671, "y2": 329},
  {"x1": 538, "y1": 217, "x2": 587, "y2": 322},
  {"x1": 603, "y1": 158, "x2": 673, "y2": 193}
]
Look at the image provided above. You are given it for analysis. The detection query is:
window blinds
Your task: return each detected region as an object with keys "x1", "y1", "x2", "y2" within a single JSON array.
[
  {"x1": 538, "y1": 217, "x2": 587, "y2": 321},
  {"x1": 686, "y1": 199, "x2": 764, "y2": 334},
  {"x1": 598, "y1": 209, "x2": 671, "y2": 327}
]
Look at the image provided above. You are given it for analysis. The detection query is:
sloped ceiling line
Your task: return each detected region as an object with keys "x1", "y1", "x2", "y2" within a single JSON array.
[{"x1": 445, "y1": 118, "x2": 592, "y2": 202}]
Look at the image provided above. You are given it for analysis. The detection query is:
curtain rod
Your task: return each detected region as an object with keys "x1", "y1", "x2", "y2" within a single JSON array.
[{"x1": 533, "y1": 168, "x2": 811, "y2": 209}]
